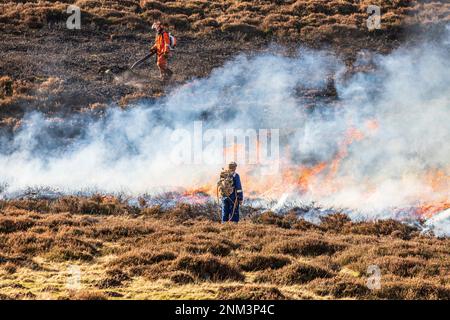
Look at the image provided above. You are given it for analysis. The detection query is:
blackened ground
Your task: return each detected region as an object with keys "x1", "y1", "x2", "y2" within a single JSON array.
[
  {"x1": 1, "y1": 20, "x2": 447, "y2": 128},
  {"x1": 0, "y1": 29, "x2": 264, "y2": 118}
]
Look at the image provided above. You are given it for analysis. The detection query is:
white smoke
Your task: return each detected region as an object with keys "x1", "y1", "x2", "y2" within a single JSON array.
[
  {"x1": 307, "y1": 42, "x2": 450, "y2": 212},
  {"x1": 424, "y1": 209, "x2": 450, "y2": 237},
  {"x1": 0, "y1": 48, "x2": 340, "y2": 195},
  {"x1": 0, "y1": 27, "x2": 449, "y2": 234}
]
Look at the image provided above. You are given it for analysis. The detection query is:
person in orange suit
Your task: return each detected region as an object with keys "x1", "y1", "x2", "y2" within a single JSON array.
[{"x1": 150, "y1": 21, "x2": 173, "y2": 81}]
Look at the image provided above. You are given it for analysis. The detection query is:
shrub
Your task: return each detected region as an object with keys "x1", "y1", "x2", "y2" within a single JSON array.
[
  {"x1": 0, "y1": 217, "x2": 35, "y2": 233},
  {"x1": 266, "y1": 237, "x2": 345, "y2": 257},
  {"x1": 320, "y1": 213, "x2": 351, "y2": 232},
  {"x1": 218, "y1": 285, "x2": 286, "y2": 300},
  {"x1": 376, "y1": 281, "x2": 450, "y2": 300},
  {"x1": 185, "y1": 242, "x2": 232, "y2": 257},
  {"x1": 6, "y1": 199, "x2": 51, "y2": 213},
  {"x1": 141, "y1": 205, "x2": 164, "y2": 216},
  {"x1": 0, "y1": 293, "x2": 12, "y2": 300},
  {"x1": 239, "y1": 254, "x2": 291, "y2": 271},
  {"x1": 170, "y1": 271, "x2": 195, "y2": 284},
  {"x1": 78, "y1": 198, "x2": 126, "y2": 215},
  {"x1": 111, "y1": 250, "x2": 176, "y2": 268},
  {"x1": 140, "y1": 0, "x2": 167, "y2": 12},
  {"x1": 254, "y1": 211, "x2": 293, "y2": 229},
  {"x1": 192, "y1": 18, "x2": 220, "y2": 30},
  {"x1": 173, "y1": 254, "x2": 244, "y2": 282},
  {"x1": 51, "y1": 196, "x2": 134, "y2": 215},
  {"x1": 167, "y1": 14, "x2": 190, "y2": 30},
  {"x1": 376, "y1": 256, "x2": 426, "y2": 277},
  {"x1": 68, "y1": 290, "x2": 108, "y2": 300},
  {"x1": 312, "y1": 277, "x2": 371, "y2": 298},
  {"x1": 46, "y1": 246, "x2": 94, "y2": 262},
  {"x1": 0, "y1": 76, "x2": 13, "y2": 98},
  {"x1": 221, "y1": 23, "x2": 264, "y2": 36},
  {"x1": 92, "y1": 223, "x2": 154, "y2": 241},
  {"x1": 346, "y1": 219, "x2": 418, "y2": 239},
  {"x1": 2, "y1": 262, "x2": 17, "y2": 274},
  {"x1": 97, "y1": 268, "x2": 130, "y2": 288},
  {"x1": 164, "y1": 202, "x2": 216, "y2": 221},
  {"x1": 278, "y1": 262, "x2": 334, "y2": 284}
]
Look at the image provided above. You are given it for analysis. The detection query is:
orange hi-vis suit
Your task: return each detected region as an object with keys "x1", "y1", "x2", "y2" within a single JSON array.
[{"x1": 151, "y1": 31, "x2": 170, "y2": 71}]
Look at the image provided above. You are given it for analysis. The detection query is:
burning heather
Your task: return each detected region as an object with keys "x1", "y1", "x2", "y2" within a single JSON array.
[{"x1": 1, "y1": 27, "x2": 450, "y2": 235}]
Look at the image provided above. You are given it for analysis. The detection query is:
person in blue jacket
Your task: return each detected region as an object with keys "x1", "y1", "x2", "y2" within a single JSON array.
[{"x1": 222, "y1": 161, "x2": 243, "y2": 222}]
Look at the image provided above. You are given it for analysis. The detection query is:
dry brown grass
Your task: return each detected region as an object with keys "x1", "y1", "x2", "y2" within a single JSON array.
[
  {"x1": 238, "y1": 254, "x2": 291, "y2": 271},
  {"x1": 68, "y1": 290, "x2": 108, "y2": 300},
  {"x1": 0, "y1": 196, "x2": 449, "y2": 299},
  {"x1": 173, "y1": 254, "x2": 244, "y2": 282},
  {"x1": 310, "y1": 276, "x2": 450, "y2": 299},
  {"x1": 264, "y1": 236, "x2": 346, "y2": 257},
  {"x1": 255, "y1": 261, "x2": 334, "y2": 285},
  {"x1": 217, "y1": 285, "x2": 286, "y2": 300},
  {"x1": 1, "y1": 0, "x2": 448, "y2": 39}
]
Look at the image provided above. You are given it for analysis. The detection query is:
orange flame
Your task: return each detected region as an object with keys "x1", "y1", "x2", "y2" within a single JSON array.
[{"x1": 184, "y1": 119, "x2": 449, "y2": 219}]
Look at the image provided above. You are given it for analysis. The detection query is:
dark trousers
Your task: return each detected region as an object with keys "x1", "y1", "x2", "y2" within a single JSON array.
[{"x1": 221, "y1": 197, "x2": 239, "y2": 222}]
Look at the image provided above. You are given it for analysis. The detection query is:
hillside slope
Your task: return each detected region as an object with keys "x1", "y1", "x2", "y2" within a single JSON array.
[
  {"x1": 1, "y1": 1, "x2": 449, "y2": 126},
  {"x1": 0, "y1": 197, "x2": 449, "y2": 300}
]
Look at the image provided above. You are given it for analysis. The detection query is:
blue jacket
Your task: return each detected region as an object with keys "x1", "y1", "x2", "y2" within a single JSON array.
[{"x1": 230, "y1": 172, "x2": 243, "y2": 202}]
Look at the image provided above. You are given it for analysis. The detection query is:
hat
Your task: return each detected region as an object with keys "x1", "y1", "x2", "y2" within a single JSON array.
[
  {"x1": 228, "y1": 161, "x2": 237, "y2": 169},
  {"x1": 151, "y1": 21, "x2": 162, "y2": 30}
]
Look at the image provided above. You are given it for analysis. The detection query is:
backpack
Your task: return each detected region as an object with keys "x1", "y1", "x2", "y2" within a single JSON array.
[
  {"x1": 167, "y1": 32, "x2": 177, "y2": 50},
  {"x1": 217, "y1": 169, "x2": 234, "y2": 198}
]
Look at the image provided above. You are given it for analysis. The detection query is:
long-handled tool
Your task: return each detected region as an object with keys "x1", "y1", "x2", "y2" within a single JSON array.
[
  {"x1": 216, "y1": 187, "x2": 238, "y2": 222},
  {"x1": 103, "y1": 52, "x2": 155, "y2": 80},
  {"x1": 229, "y1": 190, "x2": 238, "y2": 222},
  {"x1": 130, "y1": 52, "x2": 155, "y2": 70},
  {"x1": 216, "y1": 188, "x2": 239, "y2": 223}
]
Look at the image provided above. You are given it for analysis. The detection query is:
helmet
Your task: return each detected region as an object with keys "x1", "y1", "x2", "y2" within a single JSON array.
[
  {"x1": 228, "y1": 161, "x2": 237, "y2": 170},
  {"x1": 151, "y1": 21, "x2": 162, "y2": 30}
]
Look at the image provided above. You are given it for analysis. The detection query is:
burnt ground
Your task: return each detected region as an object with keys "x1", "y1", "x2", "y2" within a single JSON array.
[
  {"x1": 1, "y1": 0, "x2": 449, "y2": 126},
  {"x1": 1, "y1": 29, "x2": 263, "y2": 117},
  {"x1": 1, "y1": 23, "x2": 444, "y2": 127}
]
